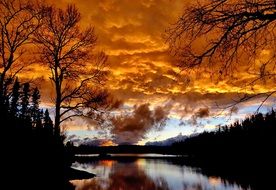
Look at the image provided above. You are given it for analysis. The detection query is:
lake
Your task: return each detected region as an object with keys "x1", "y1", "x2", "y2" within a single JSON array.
[{"x1": 70, "y1": 154, "x2": 250, "y2": 190}]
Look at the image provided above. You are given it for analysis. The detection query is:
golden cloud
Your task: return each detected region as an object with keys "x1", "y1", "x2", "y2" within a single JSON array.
[{"x1": 4, "y1": 0, "x2": 274, "y2": 139}]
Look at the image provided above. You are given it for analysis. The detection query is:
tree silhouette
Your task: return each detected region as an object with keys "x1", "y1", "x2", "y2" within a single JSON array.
[
  {"x1": 173, "y1": 109, "x2": 276, "y2": 159},
  {"x1": 31, "y1": 87, "x2": 41, "y2": 126},
  {"x1": 10, "y1": 78, "x2": 20, "y2": 116},
  {"x1": 44, "y1": 109, "x2": 54, "y2": 135},
  {"x1": 20, "y1": 82, "x2": 31, "y2": 119},
  {"x1": 34, "y1": 5, "x2": 110, "y2": 136},
  {"x1": 0, "y1": 77, "x2": 76, "y2": 190},
  {"x1": 167, "y1": 0, "x2": 276, "y2": 108},
  {"x1": 0, "y1": 0, "x2": 42, "y2": 103},
  {"x1": 35, "y1": 110, "x2": 43, "y2": 129}
]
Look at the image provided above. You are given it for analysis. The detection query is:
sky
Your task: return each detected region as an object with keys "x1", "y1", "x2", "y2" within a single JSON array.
[{"x1": 19, "y1": 0, "x2": 276, "y2": 146}]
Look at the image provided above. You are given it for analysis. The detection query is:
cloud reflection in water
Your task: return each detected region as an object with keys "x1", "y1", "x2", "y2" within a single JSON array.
[{"x1": 71, "y1": 159, "x2": 247, "y2": 190}]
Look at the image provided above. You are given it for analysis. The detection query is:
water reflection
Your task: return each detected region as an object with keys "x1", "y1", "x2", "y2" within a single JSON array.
[{"x1": 71, "y1": 159, "x2": 248, "y2": 190}]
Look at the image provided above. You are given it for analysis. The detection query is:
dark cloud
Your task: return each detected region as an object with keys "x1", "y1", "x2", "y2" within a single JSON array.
[
  {"x1": 230, "y1": 106, "x2": 239, "y2": 114},
  {"x1": 195, "y1": 108, "x2": 210, "y2": 118},
  {"x1": 110, "y1": 103, "x2": 170, "y2": 145},
  {"x1": 184, "y1": 107, "x2": 210, "y2": 126},
  {"x1": 67, "y1": 135, "x2": 113, "y2": 146}
]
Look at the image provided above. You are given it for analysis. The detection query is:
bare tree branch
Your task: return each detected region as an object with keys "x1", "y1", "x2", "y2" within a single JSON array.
[
  {"x1": 34, "y1": 5, "x2": 112, "y2": 135},
  {"x1": 167, "y1": 0, "x2": 276, "y2": 110},
  {"x1": 0, "y1": 0, "x2": 43, "y2": 101}
]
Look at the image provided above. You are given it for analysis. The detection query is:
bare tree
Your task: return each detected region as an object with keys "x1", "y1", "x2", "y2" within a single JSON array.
[
  {"x1": 0, "y1": 0, "x2": 42, "y2": 102},
  {"x1": 167, "y1": 0, "x2": 276, "y2": 109},
  {"x1": 34, "y1": 5, "x2": 112, "y2": 136}
]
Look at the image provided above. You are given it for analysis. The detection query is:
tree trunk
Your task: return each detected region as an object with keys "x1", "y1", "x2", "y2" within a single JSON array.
[
  {"x1": 0, "y1": 71, "x2": 7, "y2": 105},
  {"x1": 54, "y1": 87, "x2": 61, "y2": 137},
  {"x1": 54, "y1": 103, "x2": 61, "y2": 137},
  {"x1": 54, "y1": 66, "x2": 62, "y2": 137}
]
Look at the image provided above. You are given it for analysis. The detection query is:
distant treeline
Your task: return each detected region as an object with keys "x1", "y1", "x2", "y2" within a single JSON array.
[
  {"x1": 74, "y1": 144, "x2": 172, "y2": 155},
  {"x1": 75, "y1": 110, "x2": 276, "y2": 158},
  {"x1": 172, "y1": 110, "x2": 276, "y2": 190},
  {"x1": 0, "y1": 78, "x2": 73, "y2": 190},
  {"x1": 172, "y1": 109, "x2": 276, "y2": 159}
]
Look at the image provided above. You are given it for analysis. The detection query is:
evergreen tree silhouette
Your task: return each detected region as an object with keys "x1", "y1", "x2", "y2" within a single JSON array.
[
  {"x1": 20, "y1": 82, "x2": 31, "y2": 119},
  {"x1": 1, "y1": 77, "x2": 75, "y2": 190},
  {"x1": 10, "y1": 78, "x2": 20, "y2": 116},
  {"x1": 173, "y1": 109, "x2": 276, "y2": 160},
  {"x1": 44, "y1": 109, "x2": 54, "y2": 135},
  {"x1": 31, "y1": 87, "x2": 41, "y2": 127}
]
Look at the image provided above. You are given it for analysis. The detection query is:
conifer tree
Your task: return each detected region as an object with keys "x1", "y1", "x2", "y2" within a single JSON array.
[
  {"x1": 10, "y1": 78, "x2": 20, "y2": 116},
  {"x1": 44, "y1": 109, "x2": 53, "y2": 135},
  {"x1": 20, "y1": 83, "x2": 31, "y2": 119},
  {"x1": 31, "y1": 87, "x2": 41, "y2": 125}
]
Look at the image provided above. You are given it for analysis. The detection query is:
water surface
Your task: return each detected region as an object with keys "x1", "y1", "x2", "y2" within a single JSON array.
[{"x1": 71, "y1": 156, "x2": 249, "y2": 190}]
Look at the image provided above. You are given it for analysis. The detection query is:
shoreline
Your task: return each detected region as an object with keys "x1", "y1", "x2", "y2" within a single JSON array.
[{"x1": 68, "y1": 167, "x2": 96, "y2": 180}]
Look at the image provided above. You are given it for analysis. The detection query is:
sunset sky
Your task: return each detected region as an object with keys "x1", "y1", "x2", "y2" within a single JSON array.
[{"x1": 23, "y1": 0, "x2": 275, "y2": 146}]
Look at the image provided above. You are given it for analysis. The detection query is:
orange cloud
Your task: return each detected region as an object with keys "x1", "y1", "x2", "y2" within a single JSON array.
[{"x1": 4, "y1": 0, "x2": 274, "y2": 144}]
